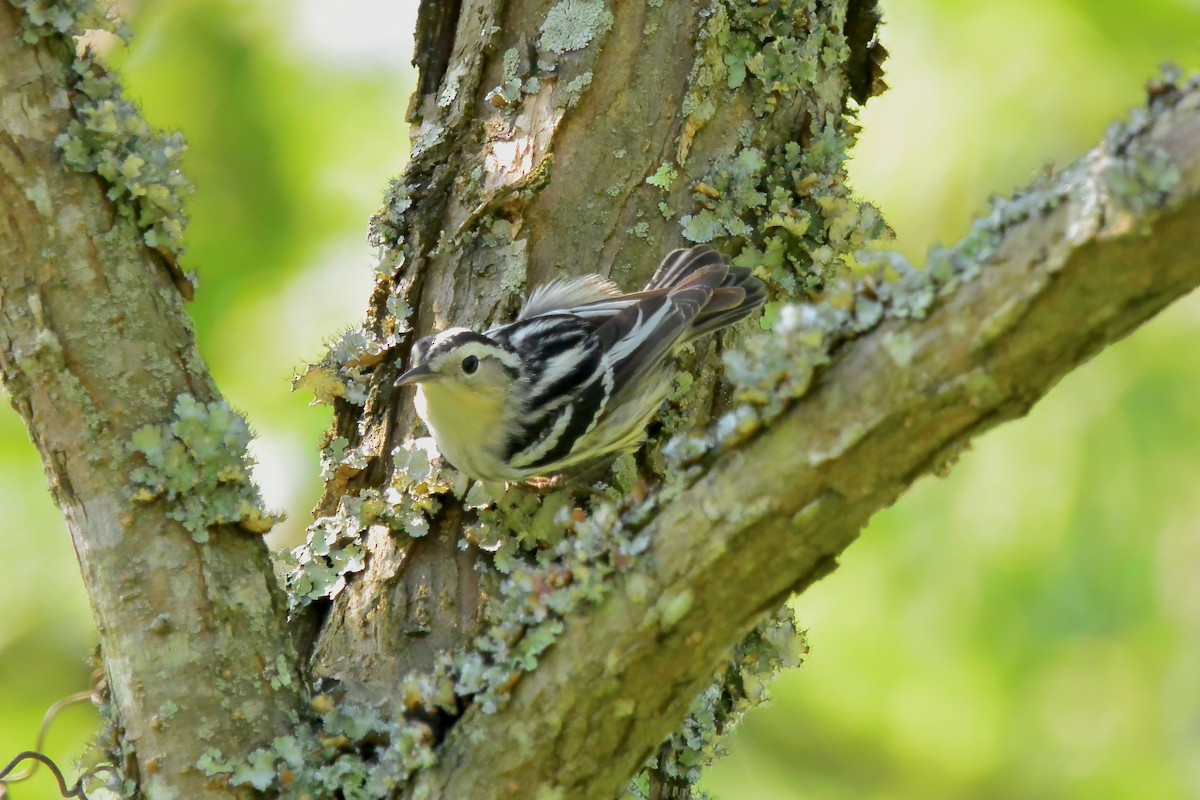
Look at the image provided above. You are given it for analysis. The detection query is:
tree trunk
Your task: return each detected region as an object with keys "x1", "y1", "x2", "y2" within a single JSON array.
[
  {"x1": 309, "y1": 0, "x2": 885, "y2": 698},
  {"x1": 0, "y1": 5, "x2": 305, "y2": 799}
]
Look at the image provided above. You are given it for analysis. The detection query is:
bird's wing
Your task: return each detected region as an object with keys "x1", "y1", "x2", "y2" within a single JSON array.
[
  {"x1": 643, "y1": 245, "x2": 724, "y2": 291},
  {"x1": 518, "y1": 274, "x2": 624, "y2": 320},
  {"x1": 519, "y1": 247, "x2": 733, "y2": 321},
  {"x1": 594, "y1": 267, "x2": 726, "y2": 402}
]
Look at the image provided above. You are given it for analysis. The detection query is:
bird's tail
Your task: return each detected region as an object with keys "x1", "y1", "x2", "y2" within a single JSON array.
[{"x1": 645, "y1": 246, "x2": 767, "y2": 341}]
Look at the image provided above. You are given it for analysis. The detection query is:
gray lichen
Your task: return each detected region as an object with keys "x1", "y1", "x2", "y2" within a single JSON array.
[
  {"x1": 198, "y1": 697, "x2": 437, "y2": 799},
  {"x1": 560, "y1": 71, "x2": 594, "y2": 109},
  {"x1": 9, "y1": 0, "x2": 114, "y2": 43},
  {"x1": 12, "y1": 0, "x2": 194, "y2": 265},
  {"x1": 477, "y1": 502, "x2": 646, "y2": 704},
  {"x1": 651, "y1": 300, "x2": 844, "y2": 477},
  {"x1": 381, "y1": 491, "x2": 651, "y2": 720},
  {"x1": 385, "y1": 437, "x2": 468, "y2": 537},
  {"x1": 284, "y1": 494, "x2": 372, "y2": 609},
  {"x1": 496, "y1": 237, "x2": 530, "y2": 299},
  {"x1": 539, "y1": 0, "x2": 613, "y2": 55},
  {"x1": 627, "y1": 607, "x2": 807, "y2": 798},
  {"x1": 676, "y1": 0, "x2": 888, "y2": 295},
  {"x1": 667, "y1": 67, "x2": 1196, "y2": 483},
  {"x1": 369, "y1": 177, "x2": 414, "y2": 250},
  {"x1": 128, "y1": 395, "x2": 282, "y2": 543},
  {"x1": 682, "y1": 131, "x2": 888, "y2": 295},
  {"x1": 1103, "y1": 143, "x2": 1180, "y2": 214},
  {"x1": 294, "y1": 325, "x2": 400, "y2": 408},
  {"x1": 486, "y1": 46, "x2": 529, "y2": 108},
  {"x1": 646, "y1": 162, "x2": 677, "y2": 191},
  {"x1": 287, "y1": 439, "x2": 468, "y2": 610},
  {"x1": 678, "y1": 4, "x2": 729, "y2": 145},
  {"x1": 56, "y1": 58, "x2": 193, "y2": 256},
  {"x1": 1103, "y1": 65, "x2": 1194, "y2": 213}
]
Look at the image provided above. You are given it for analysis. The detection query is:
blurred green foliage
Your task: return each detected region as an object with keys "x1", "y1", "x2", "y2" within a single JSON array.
[{"x1": 2, "y1": 1, "x2": 1198, "y2": 799}]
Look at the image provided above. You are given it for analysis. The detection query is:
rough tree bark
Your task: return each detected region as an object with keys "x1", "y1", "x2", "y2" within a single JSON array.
[
  {"x1": 308, "y1": 0, "x2": 888, "y2": 696},
  {"x1": 1, "y1": 0, "x2": 1197, "y2": 799},
  {"x1": 0, "y1": 4, "x2": 306, "y2": 799}
]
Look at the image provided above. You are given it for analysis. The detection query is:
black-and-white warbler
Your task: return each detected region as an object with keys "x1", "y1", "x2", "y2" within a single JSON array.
[{"x1": 395, "y1": 246, "x2": 766, "y2": 482}]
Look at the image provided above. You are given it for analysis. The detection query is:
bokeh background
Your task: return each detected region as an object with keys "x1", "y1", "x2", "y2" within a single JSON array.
[{"x1": 3, "y1": 1, "x2": 1199, "y2": 798}]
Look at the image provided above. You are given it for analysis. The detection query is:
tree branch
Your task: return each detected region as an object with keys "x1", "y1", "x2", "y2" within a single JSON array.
[
  {"x1": 0, "y1": 6, "x2": 305, "y2": 797},
  {"x1": 411, "y1": 81, "x2": 1200, "y2": 800}
]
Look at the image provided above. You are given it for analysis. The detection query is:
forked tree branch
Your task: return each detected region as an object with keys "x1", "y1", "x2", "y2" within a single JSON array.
[
  {"x1": 3, "y1": 0, "x2": 1199, "y2": 796},
  {"x1": 411, "y1": 84, "x2": 1200, "y2": 800}
]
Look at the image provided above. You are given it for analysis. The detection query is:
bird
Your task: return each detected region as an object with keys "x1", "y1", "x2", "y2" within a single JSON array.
[{"x1": 394, "y1": 245, "x2": 766, "y2": 483}]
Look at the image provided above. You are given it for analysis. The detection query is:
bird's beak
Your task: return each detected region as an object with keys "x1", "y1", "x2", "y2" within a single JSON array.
[{"x1": 395, "y1": 364, "x2": 437, "y2": 386}]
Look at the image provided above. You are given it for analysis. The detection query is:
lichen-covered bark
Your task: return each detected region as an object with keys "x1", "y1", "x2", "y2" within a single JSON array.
[
  {"x1": 408, "y1": 83, "x2": 1200, "y2": 800},
  {"x1": 4, "y1": 0, "x2": 1199, "y2": 796},
  {"x1": 294, "y1": 0, "x2": 1200, "y2": 793},
  {"x1": 311, "y1": 0, "x2": 878, "y2": 697},
  {"x1": 0, "y1": 6, "x2": 305, "y2": 798},
  {"x1": 291, "y1": 0, "x2": 1200, "y2": 790}
]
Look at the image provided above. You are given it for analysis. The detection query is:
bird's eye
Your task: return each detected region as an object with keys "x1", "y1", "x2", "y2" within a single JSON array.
[{"x1": 461, "y1": 355, "x2": 479, "y2": 375}]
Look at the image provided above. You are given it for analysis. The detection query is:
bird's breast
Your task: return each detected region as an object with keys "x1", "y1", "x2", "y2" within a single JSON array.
[{"x1": 414, "y1": 383, "x2": 514, "y2": 482}]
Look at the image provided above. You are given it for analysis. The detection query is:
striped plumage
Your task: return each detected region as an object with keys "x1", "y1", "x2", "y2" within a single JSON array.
[{"x1": 395, "y1": 246, "x2": 766, "y2": 483}]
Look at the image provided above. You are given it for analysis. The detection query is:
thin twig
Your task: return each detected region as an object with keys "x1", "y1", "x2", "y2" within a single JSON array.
[
  {"x1": 0, "y1": 751, "x2": 89, "y2": 798},
  {"x1": 2, "y1": 691, "x2": 95, "y2": 784}
]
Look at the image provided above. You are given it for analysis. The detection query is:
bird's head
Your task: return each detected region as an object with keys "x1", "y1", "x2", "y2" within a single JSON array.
[{"x1": 395, "y1": 328, "x2": 522, "y2": 406}]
